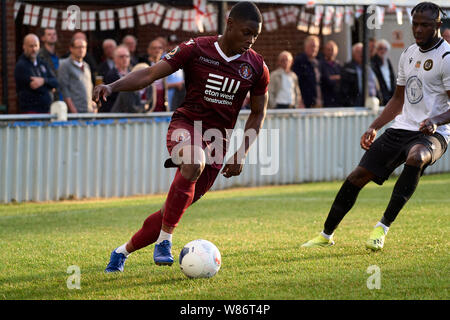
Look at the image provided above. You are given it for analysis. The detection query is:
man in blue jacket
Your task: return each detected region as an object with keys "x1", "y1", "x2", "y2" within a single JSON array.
[{"x1": 14, "y1": 34, "x2": 58, "y2": 114}]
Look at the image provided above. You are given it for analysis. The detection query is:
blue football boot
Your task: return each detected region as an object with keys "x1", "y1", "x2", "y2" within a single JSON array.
[
  {"x1": 153, "y1": 240, "x2": 174, "y2": 266},
  {"x1": 105, "y1": 248, "x2": 127, "y2": 272}
]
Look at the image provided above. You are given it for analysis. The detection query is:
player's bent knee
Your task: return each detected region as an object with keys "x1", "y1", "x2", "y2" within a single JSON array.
[
  {"x1": 347, "y1": 166, "x2": 374, "y2": 187},
  {"x1": 180, "y1": 163, "x2": 204, "y2": 181},
  {"x1": 406, "y1": 145, "x2": 431, "y2": 168}
]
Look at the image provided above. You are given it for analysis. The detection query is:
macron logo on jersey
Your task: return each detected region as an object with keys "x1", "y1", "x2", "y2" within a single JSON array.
[{"x1": 204, "y1": 73, "x2": 240, "y2": 106}]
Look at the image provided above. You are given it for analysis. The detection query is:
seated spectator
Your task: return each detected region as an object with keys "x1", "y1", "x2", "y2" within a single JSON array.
[
  {"x1": 99, "y1": 45, "x2": 131, "y2": 113},
  {"x1": 371, "y1": 39, "x2": 396, "y2": 106},
  {"x1": 292, "y1": 35, "x2": 322, "y2": 108},
  {"x1": 268, "y1": 51, "x2": 303, "y2": 109},
  {"x1": 14, "y1": 33, "x2": 58, "y2": 114},
  {"x1": 98, "y1": 39, "x2": 117, "y2": 78},
  {"x1": 320, "y1": 40, "x2": 342, "y2": 107},
  {"x1": 111, "y1": 63, "x2": 154, "y2": 113},
  {"x1": 122, "y1": 35, "x2": 139, "y2": 66},
  {"x1": 340, "y1": 43, "x2": 378, "y2": 107},
  {"x1": 58, "y1": 38, "x2": 95, "y2": 113}
]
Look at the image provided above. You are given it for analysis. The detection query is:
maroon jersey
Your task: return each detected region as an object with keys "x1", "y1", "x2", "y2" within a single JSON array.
[{"x1": 163, "y1": 35, "x2": 269, "y2": 132}]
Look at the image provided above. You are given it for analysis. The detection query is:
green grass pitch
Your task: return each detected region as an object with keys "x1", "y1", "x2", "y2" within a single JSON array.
[{"x1": 0, "y1": 173, "x2": 449, "y2": 300}]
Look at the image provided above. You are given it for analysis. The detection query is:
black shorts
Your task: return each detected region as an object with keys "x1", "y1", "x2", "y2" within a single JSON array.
[{"x1": 359, "y1": 128, "x2": 448, "y2": 185}]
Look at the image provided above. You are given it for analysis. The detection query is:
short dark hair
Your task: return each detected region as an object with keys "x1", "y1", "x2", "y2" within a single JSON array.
[
  {"x1": 411, "y1": 2, "x2": 447, "y2": 21},
  {"x1": 229, "y1": 1, "x2": 262, "y2": 23}
]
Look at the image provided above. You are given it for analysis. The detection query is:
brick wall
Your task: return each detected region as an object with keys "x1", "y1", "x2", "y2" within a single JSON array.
[
  {"x1": 0, "y1": 0, "x2": 17, "y2": 113},
  {"x1": 3, "y1": 1, "x2": 312, "y2": 114}
]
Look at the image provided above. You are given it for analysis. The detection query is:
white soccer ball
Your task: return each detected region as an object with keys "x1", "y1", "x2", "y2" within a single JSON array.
[{"x1": 179, "y1": 239, "x2": 221, "y2": 278}]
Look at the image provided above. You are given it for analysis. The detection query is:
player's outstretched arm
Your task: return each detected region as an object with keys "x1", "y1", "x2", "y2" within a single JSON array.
[
  {"x1": 93, "y1": 60, "x2": 174, "y2": 103},
  {"x1": 222, "y1": 92, "x2": 268, "y2": 178},
  {"x1": 360, "y1": 85, "x2": 405, "y2": 150},
  {"x1": 419, "y1": 90, "x2": 450, "y2": 135}
]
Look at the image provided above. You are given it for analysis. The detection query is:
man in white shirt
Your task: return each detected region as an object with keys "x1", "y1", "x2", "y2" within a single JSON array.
[{"x1": 302, "y1": 2, "x2": 450, "y2": 251}]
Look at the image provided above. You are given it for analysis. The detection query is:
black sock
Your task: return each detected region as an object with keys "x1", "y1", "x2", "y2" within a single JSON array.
[
  {"x1": 380, "y1": 164, "x2": 422, "y2": 227},
  {"x1": 323, "y1": 179, "x2": 362, "y2": 235}
]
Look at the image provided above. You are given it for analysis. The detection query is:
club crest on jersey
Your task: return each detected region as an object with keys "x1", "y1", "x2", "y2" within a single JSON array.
[
  {"x1": 238, "y1": 63, "x2": 253, "y2": 80},
  {"x1": 415, "y1": 61, "x2": 421, "y2": 69},
  {"x1": 165, "y1": 46, "x2": 180, "y2": 60},
  {"x1": 423, "y1": 59, "x2": 433, "y2": 71},
  {"x1": 406, "y1": 76, "x2": 423, "y2": 104}
]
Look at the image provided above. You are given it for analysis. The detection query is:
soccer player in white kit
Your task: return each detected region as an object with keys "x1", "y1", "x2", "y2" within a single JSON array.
[{"x1": 302, "y1": 2, "x2": 450, "y2": 251}]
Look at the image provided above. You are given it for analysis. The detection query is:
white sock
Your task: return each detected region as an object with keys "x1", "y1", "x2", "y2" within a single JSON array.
[
  {"x1": 375, "y1": 222, "x2": 389, "y2": 235},
  {"x1": 320, "y1": 231, "x2": 333, "y2": 239},
  {"x1": 156, "y1": 230, "x2": 173, "y2": 244},
  {"x1": 115, "y1": 243, "x2": 130, "y2": 257}
]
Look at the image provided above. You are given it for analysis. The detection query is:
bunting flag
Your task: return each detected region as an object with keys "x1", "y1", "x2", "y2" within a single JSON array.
[
  {"x1": 322, "y1": 6, "x2": 335, "y2": 36},
  {"x1": 406, "y1": 7, "x2": 413, "y2": 24},
  {"x1": 117, "y1": 7, "x2": 135, "y2": 29},
  {"x1": 162, "y1": 8, "x2": 182, "y2": 31},
  {"x1": 354, "y1": 5, "x2": 364, "y2": 19},
  {"x1": 13, "y1": 2, "x2": 415, "y2": 34},
  {"x1": 148, "y1": 3, "x2": 166, "y2": 26},
  {"x1": 81, "y1": 11, "x2": 96, "y2": 31},
  {"x1": 396, "y1": 7, "x2": 403, "y2": 25},
  {"x1": 297, "y1": 7, "x2": 310, "y2": 33},
  {"x1": 287, "y1": 6, "x2": 300, "y2": 24},
  {"x1": 99, "y1": 10, "x2": 115, "y2": 31},
  {"x1": 182, "y1": 9, "x2": 198, "y2": 32},
  {"x1": 334, "y1": 6, "x2": 344, "y2": 33},
  {"x1": 309, "y1": 5, "x2": 324, "y2": 35},
  {"x1": 193, "y1": 0, "x2": 206, "y2": 15},
  {"x1": 23, "y1": 4, "x2": 40, "y2": 26},
  {"x1": 306, "y1": 1, "x2": 316, "y2": 9},
  {"x1": 202, "y1": 4, "x2": 217, "y2": 32},
  {"x1": 14, "y1": 2, "x2": 22, "y2": 20},
  {"x1": 376, "y1": 6, "x2": 386, "y2": 26},
  {"x1": 345, "y1": 6, "x2": 355, "y2": 27},
  {"x1": 41, "y1": 7, "x2": 58, "y2": 28},
  {"x1": 277, "y1": 7, "x2": 290, "y2": 26},
  {"x1": 136, "y1": 3, "x2": 153, "y2": 25},
  {"x1": 262, "y1": 11, "x2": 278, "y2": 32}
]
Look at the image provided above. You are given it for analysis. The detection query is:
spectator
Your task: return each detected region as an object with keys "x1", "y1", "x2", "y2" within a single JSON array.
[
  {"x1": 292, "y1": 35, "x2": 323, "y2": 108},
  {"x1": 371, "y1": 39, "x2": 396, "y2": 106},
  {"x1": 99, "y1": 45, "x2": 131, "y2": 113},
  {"x1": 369, "y1": 37, "x2": 377, "y2": 58},
  {"x1": 122, "y1": 35, "x2": 139, "y2": 66},
  {"x1": 268, "y1": 51, "x2": 303, "y2": 109},
  {"x1": 111, "y1": 63, "x2": 153, "y2": 113},
  {"x1": 141, "y1": 39, "x2": 169, "y2": 112},
  {"x1": 14, "y1": 33, "x2": 58, "y2": 114},
  {"x1": 340, "y1": 43, "x2": 379, "y2": 107},
  {"x1": 58, "y1": 38, "x2": 95, "y2": 113},
  {"x1": 62, "y1": 32, "x2": 98, "y2": 85},
  {"x1": 38, "y1": 28, "x2": 61, "y2": 102},
  {"x1": 98, "y1": 39, "x2": 117, "y2": 78},
  {"x1": 165, "y1": 35, "x2": 185, "y2": 110},
  {"x1": 442, "y1": 28, "x2": 450, "y2": 43},
  {"x1": 320, "y1": 40, "x2": 342, "y2": 107}
]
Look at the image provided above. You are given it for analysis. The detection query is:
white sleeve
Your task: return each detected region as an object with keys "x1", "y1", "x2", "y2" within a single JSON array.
[
  {"x1": 442, "y1": 53, "x2": 450, "y2": 91},
  {"x1": 396, "y1": 49, "x2": 407, "y2": 86}
]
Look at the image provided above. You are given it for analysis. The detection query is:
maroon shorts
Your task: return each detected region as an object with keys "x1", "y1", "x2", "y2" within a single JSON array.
[{"x1": 166, "y1": 114, "x2": 227, "y2": 203}]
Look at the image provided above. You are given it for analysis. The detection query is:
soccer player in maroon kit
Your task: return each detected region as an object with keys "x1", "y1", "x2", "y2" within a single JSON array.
[{"x1": 94, "y1": 1, "x2": 270, "y2": 272}]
